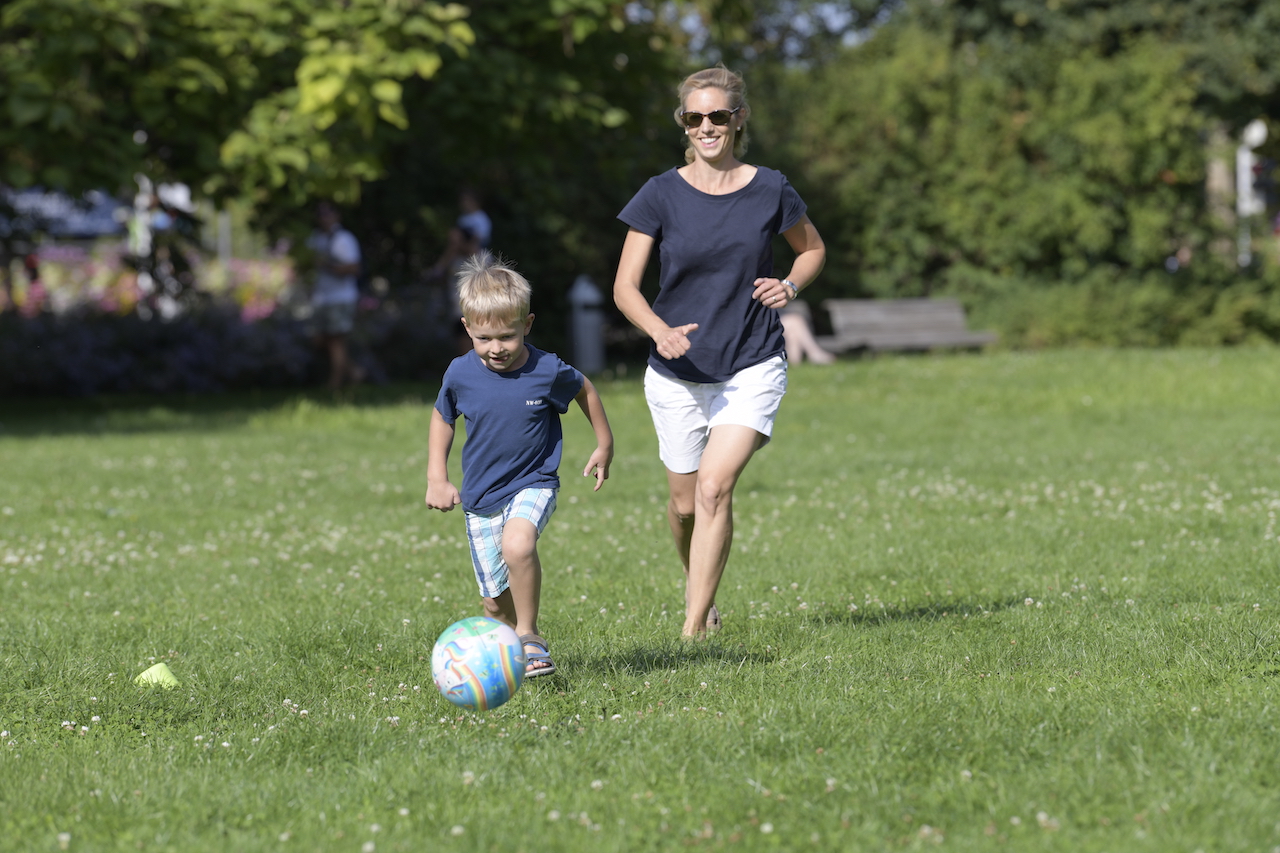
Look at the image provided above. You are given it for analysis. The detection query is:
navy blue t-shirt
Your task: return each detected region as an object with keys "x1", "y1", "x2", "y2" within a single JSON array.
[
  {"x1": 435, "y1": 346, "x2": 584, "y2": 515},
  {"x1": 618, "y1": 166, "x2": 808, "y2": 383}
]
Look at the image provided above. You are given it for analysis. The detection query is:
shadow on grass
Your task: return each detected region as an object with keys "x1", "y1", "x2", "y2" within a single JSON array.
[
  {"x1": 812, "y1": 595, "x2": 1028, "y2": 628},
  {"x1": 536, "y1": 598, "x2": 1028, "y2": 685},
  {"x1": 571, "y1": 640, "x2": 776, "y2": 679},
  {"x1": 0, "y1": 381, "x2": 437, "y2": 438}
]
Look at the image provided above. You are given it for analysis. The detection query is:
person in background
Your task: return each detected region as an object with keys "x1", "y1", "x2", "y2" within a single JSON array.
[
  {"x1": 429, "y1": 187, "x2": 492, "y2": 280},
  {"x1": 306, "y1": 201, "x2": 363, "y2": 391},
  {"x1": 779, "y1": 299, "x2": 836, "y2": 364},
  {"x1": 429, "y1": 188, "x2": 493, "y2": 355}
]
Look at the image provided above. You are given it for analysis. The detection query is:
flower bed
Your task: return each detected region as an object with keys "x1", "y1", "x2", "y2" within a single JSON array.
[{"x1": 2, "y1": 247, "x2": 455, "y2": 396}]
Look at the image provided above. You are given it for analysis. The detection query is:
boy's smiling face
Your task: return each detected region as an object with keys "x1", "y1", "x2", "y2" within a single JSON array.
[{"x1": 463, "y1": 314, "x2": 534, "y2": 373}]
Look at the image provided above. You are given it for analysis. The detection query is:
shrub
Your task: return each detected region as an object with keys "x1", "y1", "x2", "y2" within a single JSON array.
[
  {"x1": 970, "y1": 259, "x2": 1280, "y2": 349},
  {"x1": 0, "y1": 293, "x2": 455, "y2": 397}
]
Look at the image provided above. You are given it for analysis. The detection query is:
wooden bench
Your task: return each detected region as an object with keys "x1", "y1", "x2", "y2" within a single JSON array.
[{"x1": 814, "y1": 298, "x2": 998, "y2": 354}]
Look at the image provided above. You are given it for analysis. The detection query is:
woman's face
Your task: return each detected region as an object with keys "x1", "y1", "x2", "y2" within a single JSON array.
[{"x1": 682, "y1": 87, "x2": 738, "y2": 165}]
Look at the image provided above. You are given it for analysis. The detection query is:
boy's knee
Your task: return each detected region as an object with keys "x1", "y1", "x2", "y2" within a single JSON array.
[
  {"x1": 501, "y1": 523, "x2": 539, "y2": 564},
  {"x1": 480, "y1": 596, "x2": 505, "y2": 619}
]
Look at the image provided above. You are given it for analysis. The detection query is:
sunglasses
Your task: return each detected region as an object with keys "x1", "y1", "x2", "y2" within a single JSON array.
[{"x1": 679, "y1": 107, "x2": 741, "y2": 128}]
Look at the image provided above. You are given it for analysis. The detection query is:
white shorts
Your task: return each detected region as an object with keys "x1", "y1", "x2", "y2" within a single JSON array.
[
  {"x1": 643, "y1": 356, "x2": 788, "y2": 474},
  {"x1": 464, "y1": 488, "x2": 557, "y2": 598}
]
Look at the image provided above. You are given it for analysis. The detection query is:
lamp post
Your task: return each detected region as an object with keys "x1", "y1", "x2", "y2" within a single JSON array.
[{"x1": 1237, "y1": 119, "x2": 1268, "y2": 267}]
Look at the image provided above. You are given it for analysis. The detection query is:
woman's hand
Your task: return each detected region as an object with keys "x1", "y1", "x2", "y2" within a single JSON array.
[
  {"x1": 752, "y1": 277, "x2": 793, "y2": 310},
  {"x1": 654, "y1": 323, "x2": 699, "y2": 359}
]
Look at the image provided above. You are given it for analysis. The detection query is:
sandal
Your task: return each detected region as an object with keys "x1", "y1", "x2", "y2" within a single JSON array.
[
  {"x1": 519, "y1": 634, "x2": 557, "y2": 678},
  {"x1": 686, "y1": 594, "x2": 723, "y2": 634}
]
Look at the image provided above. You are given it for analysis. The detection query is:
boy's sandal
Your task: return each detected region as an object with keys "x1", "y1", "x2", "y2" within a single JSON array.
[{"x1": 519, "y1": 634, "x2": 557, "y2": 678}]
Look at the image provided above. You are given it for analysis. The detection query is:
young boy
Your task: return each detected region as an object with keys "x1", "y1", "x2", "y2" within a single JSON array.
[{"x1": 425, "y1": 252, "x2": 613, "y2": 677}]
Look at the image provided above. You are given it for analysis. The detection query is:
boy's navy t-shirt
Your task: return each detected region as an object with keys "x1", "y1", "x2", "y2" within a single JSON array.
[
  {"x1": 618, "y1": 166, "x2": 808, "y2": 383},
  {"x1": 435, "y1": 346, "x2": 584, "y2": 515}
]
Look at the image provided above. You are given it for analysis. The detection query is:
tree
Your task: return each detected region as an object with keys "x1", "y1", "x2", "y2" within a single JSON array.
[
  {"x1": 0, "y1": 0, "x2": 474, "y2": 203},
  {"x1": 0, "y1": 0, "x2": 684, "y2": 314},
  {"x1": 763, "y1": 0, "x2": 1278, "y2": 299}
]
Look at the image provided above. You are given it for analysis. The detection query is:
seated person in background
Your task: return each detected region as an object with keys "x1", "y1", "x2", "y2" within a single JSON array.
[{"x1": 779, "y1": 299, "x2": 836, "y2": 364}]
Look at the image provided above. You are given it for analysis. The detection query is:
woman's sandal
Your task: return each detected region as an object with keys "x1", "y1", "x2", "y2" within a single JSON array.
[
  {"x1": 687, "y1": 595, "x2": 723, "y2": 634},
  {"x1": 519, "y1": 634, "x2": 557, "y2": 678}
]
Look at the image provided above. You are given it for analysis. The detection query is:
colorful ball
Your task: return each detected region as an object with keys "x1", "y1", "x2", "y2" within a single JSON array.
[{"x1": 431, "y1": 617, "x2": 526, "y2": 711}]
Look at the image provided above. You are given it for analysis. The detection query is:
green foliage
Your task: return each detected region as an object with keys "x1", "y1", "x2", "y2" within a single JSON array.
[
  {"x1": 779, "y1": 17, "x2": 1209, "y2": 299},
  {"x1": 628, "y1": 0, "x2": 888, "y2": 67},
  {"x1": 7, "y1": 0, "x2": 1280, "y2": 351},
  {"x1": 933, "y1": 0, "x2": 1280, "y2": 121},
  {"x1": 330, "y1": 0, "x2": 684, "y2": 324},
  {"x1": 0, "y1": 0, "x2": 478, "y2": 203},
  {"x1": 213, "y1": 0, "x2": 476, "y2": 206},
  {"x1": 0, "y1": 0, "x2": 683, "y2": 340},
  {"x1": 978, "y1": 261, "x2": 1280, "y2": 349},
  {"x1": 739, "y1": 0, "x2": 1280, "y2": 355},
  {"x1": 0, "y1": 0, "x2": 270, "y2": 192}
]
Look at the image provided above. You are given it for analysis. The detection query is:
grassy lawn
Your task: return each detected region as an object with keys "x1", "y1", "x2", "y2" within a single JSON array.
[{"x1": 2, "y1": 348, "x2": 1279, "y2": 852}]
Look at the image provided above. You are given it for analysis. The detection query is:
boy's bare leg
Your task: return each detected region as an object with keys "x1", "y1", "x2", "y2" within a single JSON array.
[
  {"x1": 682, "y1": 426, "x2": 763, "y2": 638},
  {"x1": 482, "y1": 589, "x2": 518, "y2": 627},
  {"x1": 502, "y1": 518, "x2": 552, "y2": 673}
]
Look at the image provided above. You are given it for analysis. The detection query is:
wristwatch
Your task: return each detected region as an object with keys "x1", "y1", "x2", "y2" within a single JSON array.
[{"x1": 781, "y1": 279, "x2": 799, "y2": 300}]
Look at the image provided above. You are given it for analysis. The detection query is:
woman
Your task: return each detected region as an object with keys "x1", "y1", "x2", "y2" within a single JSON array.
[{"x1": 612, "y1": 65, "x2": 826, "y2": 639}]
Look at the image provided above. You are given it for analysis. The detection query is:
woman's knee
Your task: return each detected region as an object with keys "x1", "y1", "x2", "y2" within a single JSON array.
[
  {"x1": 694, "y1": 473, "x2": 734, "y2": 514},
  {"x1": 668, "y1": 493, "x2": 696, "y2": 521}
]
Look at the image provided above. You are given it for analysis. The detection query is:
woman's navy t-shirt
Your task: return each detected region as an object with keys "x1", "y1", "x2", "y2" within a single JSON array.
[
  {"x1": 618, "y1": 166, "x2": 808, "y2": 383},
  {"x1": 434, "y1": 346, "x2": 583, "y2": 515}
]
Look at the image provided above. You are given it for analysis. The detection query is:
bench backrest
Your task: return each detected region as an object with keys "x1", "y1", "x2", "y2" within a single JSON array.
[{"x1": 821, "y1": 298, "x2": 970, "y2": 333}]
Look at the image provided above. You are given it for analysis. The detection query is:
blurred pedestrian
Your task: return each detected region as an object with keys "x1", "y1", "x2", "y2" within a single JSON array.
[
  {"x1": 428, "y1": 187, "x2": 492, "y2": 282},
  {"x1": 306, "y1": 201, "x2": 363, "y2": 391},
  {"x1": 428, "y1": 188, "x2": 493, "y2": 355}
]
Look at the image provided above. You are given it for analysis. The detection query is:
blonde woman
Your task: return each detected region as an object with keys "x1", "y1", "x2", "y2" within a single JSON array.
[{"x1": 612, "y1": 66, "x2": 826, "y2": 639}]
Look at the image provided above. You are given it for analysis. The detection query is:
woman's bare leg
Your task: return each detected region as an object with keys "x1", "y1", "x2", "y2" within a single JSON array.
[{"x1": 681, "y1": 425, "x2": 764, "y2": 638}]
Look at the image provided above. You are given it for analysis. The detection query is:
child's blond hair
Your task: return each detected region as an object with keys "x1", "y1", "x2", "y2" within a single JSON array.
[{"x1": 456, "y1": 251, "x2": 531, "y2": 324}]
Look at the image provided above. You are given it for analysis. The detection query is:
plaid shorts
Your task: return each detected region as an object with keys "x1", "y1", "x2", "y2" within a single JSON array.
[{"x1": 464, "y1": 488, "x2": 557, "y2": 598}]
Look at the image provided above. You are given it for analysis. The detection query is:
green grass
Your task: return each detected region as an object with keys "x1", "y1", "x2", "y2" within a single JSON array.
[{"x1": 3, "y1": 348, "x2": 1280, "y2": 852}]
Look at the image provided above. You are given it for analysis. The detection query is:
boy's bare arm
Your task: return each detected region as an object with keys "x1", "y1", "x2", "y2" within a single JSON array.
[
  {"x1": 424, "y1": 408, "x2": 462, "y2": 511},
  {"x1": 574, "y1": 377, "x2": 614, "y2": 491}
]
